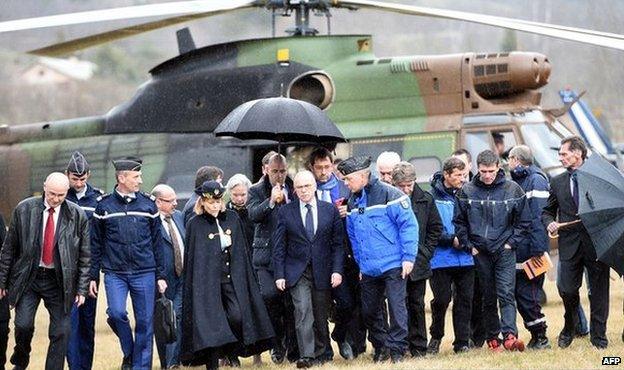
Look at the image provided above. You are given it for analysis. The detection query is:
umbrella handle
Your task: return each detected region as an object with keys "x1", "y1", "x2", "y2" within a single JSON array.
[
  {"x1": 585, "y1": 191, "x2": 594, "y2": 209},
  {"x1": 548, "y1": 219, "x2": 582, "y2": 239}
]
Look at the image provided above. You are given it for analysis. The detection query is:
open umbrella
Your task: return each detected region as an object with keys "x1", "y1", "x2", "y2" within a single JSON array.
[
  {"x1": 214, "y1": 97, "x2": 346, "y2": 144},
  {"x1": 576, "y1": 153, "x2": 624, "y2": 275}
]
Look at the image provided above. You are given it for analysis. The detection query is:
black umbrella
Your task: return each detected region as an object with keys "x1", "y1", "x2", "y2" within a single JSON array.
[
  {"x1": 214, "y1": 97, "x2": 347, "y2": 144},
  {"x1": 576, "y1": 153, "x2": 624, "y2": 275}
]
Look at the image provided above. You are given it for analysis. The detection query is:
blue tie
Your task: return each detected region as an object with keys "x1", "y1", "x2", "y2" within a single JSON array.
[
  {"x1": 305, "y1": 203, "x2": 315, "y2": 240},
  {"x1": 571, "y1": 172, "x2": 579, "y2": 210}
]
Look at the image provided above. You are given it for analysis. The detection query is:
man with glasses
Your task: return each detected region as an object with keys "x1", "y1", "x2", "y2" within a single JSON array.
[
  {"x1": 152, "y1": 184, "x2": 186, "y2": 369},
  {"x1": 273, "y1": 170, "x2": 344, "y2": 368}
]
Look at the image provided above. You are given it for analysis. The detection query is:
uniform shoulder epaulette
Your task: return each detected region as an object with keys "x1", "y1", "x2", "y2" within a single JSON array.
[
  {"x1": 141, "y1": 191, "x2": 156, "y2": 201},
  {"x1": 96, "y1": 193, "x2": 111, "y2": 202},
  {"x1": 93, "y1": 187, "x2": 105, "y2": 195}
]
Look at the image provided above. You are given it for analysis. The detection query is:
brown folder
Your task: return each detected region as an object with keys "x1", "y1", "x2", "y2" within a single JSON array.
[{"x1": 522, "y1": 252, "x2": 553, "y2": 280}]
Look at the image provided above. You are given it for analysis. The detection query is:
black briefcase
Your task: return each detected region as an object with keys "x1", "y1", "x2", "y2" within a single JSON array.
[{"x1": 154, "y1": 293, "x2": 177, "y2": 344}]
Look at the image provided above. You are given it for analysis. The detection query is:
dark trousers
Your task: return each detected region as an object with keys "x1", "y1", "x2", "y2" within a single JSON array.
[
  {"x1": 0, "y1": 297, "x2": 10, "y2": 370},
  {"x1": 67, "y1": 295, "x2": 97, "y2": 370},
  {"x1": 429, "y1": 267, "x2": 474, "y2": 349},
  {"x1": 558, "y1": 239, "x2": 610, "y2": 346},
  {"x1": 11, "y1": 268, "x2": 70, "y2": 370},
  {"x1": 256, "y1": 268, "x2": 298, "y2": 360},
  {"x1": 475, "y1": 248, "x2": 517, "y2": 339},
  {"x1": 360, "y1": 267, "x2": 407, "y2": 355},
  {"x1": 331, "y1": 257, "x2": 366, "y2": 356},
  {"x1": 406, "y1": 279, "x2": 427, "y2": 354},
  {"x1": 515, "y1": 271, "x2": 547, "y2": 335},
  {"x1": 290, "y1": 267, "x2": 331, "y2": 359},
  {"x1": 470, "y1": 272, "x2": 486, "y2": 345},
  {"x1": 104, "y1": 272, "x2": 155, "y2": 369},
  {"x1": 155, "y1": 276, "x2": 183, "y2": 368}
]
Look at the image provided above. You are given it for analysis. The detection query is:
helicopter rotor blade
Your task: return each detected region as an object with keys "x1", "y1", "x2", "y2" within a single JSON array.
[
  {"x1": 339, "y1": 0, "x2": 624, "y2": 51},
  {"x1": 0, "y1": 0, "x2": 260, "y2": 34}
]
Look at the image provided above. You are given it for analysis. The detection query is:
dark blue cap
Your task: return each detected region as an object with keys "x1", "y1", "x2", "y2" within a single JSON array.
[
  {"x1": 195, "y1": 180, "x2": 225, "y2": 199},
  {"x1": 337, "y1": 156, "x2": 371, "y2": 176},
  {"x1": 67, "y1": 151, "x2": 90, "y2": 175},
  {"x1": 112, "y1": 156, "x2": 142, "y2": 171}
]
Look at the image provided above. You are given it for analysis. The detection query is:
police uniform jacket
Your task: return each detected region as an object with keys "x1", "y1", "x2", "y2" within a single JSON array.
[
  {"x1": 66, "y1": 183, "x2": 103, "y2": 220},
  {"x1": 345, "y1": 176, "x2": 419, "y2": 277},
  {"x1": 91, "y1": 188, "x2": 165, "y2": 280},
  {"x1": 181, "y1": 210, "x2": 273, "y2": 365}
]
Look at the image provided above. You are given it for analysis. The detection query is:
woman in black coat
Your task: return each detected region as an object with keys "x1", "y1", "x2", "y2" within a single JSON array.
[{"x1": 181, "y1": 181, "x2": 274, "y2": 369}]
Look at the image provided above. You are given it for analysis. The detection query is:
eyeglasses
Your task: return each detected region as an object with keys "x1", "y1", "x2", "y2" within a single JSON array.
[
  {"x1": 158, "y1": 198, "x2": 177, "y2": 204},
  {"x1": 295, "y1": 184, "x2": 314, "y2": 190}
]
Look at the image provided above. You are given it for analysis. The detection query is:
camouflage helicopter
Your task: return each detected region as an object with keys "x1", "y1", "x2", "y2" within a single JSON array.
[{"x1": 1, "y1": 0, "x2": 623, "y2": 219}]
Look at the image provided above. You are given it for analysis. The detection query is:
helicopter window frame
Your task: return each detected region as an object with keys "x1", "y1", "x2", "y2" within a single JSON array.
[
  {"x1": 461, "y1": 126, "x2": 521, "y2": 168},
  {"x1": 406, "y1": 156, "x2": 442, "y2": 184}
]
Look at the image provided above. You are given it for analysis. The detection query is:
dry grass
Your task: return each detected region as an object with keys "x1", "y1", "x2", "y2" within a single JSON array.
[{"x1": 10, "y1": 260, "x2": 624, "y2": 370}]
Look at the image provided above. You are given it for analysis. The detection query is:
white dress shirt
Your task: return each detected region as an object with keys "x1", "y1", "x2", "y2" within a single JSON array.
[
  {"x1": 160, "y1": 214, "x2": 185, "y2": 258},
  {"x1": 40, "y1": 200, "x2": 60, "y2": 268}
]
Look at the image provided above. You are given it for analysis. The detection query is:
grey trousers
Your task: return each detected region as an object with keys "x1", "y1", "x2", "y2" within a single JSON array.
[{"x1": 290, "y1": 267, "x2": 331, "y2": 359}]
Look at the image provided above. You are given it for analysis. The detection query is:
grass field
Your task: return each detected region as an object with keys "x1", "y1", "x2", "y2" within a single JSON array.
[{"x1": 8, "y1": 258, "x2": 624, "y2": 369}]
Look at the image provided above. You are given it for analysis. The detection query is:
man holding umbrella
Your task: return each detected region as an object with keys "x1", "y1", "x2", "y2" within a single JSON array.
[{"x1": 542, "y1": 136, "x2": 610, "y2": 349}]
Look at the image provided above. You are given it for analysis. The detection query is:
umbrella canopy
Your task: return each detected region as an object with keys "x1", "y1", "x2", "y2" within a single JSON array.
[
  {"x1": 214, "y1": 97, "x2": 346, "y2": 143},
  {"x1": 576, "y1": 153, "x2": 624, "y2": 275}
]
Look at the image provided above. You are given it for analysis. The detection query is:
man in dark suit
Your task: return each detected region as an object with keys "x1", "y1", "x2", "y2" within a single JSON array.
[
  {"x1": 542, "y1": 136, "x2": 610, "y2": 349},
  {"x1": 152, "y1": 184, "x2": 186, "y2": 369},
  {"x1": 273, "y1": 170, "x2": 344, "y2": 368},
  {"x1": 0, "y1": 172, "x2": 91, "y2": 370}
]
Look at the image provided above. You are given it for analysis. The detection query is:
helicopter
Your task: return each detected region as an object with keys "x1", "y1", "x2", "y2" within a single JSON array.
[{"x1": 0, "y1": 0, "x2": 623, "y2": 219}]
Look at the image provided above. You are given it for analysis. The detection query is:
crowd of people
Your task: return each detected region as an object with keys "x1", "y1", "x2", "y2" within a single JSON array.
[{"x1": 0, "y1": 134, "x2": 618, "y2": 370}]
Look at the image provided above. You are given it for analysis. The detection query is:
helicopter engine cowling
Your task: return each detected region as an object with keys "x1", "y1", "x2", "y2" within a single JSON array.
[{"x1": 470, "y1": 52, "x2": 551, "y2": 99}]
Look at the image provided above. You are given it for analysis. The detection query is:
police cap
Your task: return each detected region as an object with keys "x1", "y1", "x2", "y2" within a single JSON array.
[
  {"x1": 195, "y1": 180, "x2": 225, "y2": 199},
  {"x1": 337, "y1": 156, "x2": 371, "y2": 176},
  {"x1": 67, "y1": 151, "x2": 90, "y2": 176},
  {"x1": 112, "y1": 156, "x2": 142, "y2": 171}
]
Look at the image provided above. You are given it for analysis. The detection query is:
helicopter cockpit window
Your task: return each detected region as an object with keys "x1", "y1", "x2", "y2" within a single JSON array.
[
  {"x1": 520, "y1": 123, "x2": 561, "y2": 170},
  {"x1": 407, "y1": 157, "x2": 442, "y2": 183},
  {"x1": 464, "y1": 131, "x2": 491, "y2": 169},
  {"x1": 491, "y1": 131, "x2": 517, "y2": 159},
  {"x1": 552, "y1": 119, "x2": 574, "y2": 138}
]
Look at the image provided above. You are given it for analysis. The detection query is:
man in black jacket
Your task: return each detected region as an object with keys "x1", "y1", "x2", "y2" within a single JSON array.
[
  {"x1": 0, "y1": 172, "x2": 91, "y2": 370},
  {"x1": 0, "y1": 213, "x2": 8, "y2": 370},
  {"x1": 248, "y1": 153, "x2": 298, "y2": 364},
  {"x1": 542, "y1": 136, "x2": 610, "y2": 349},
  {"x1": 454, "y1": 150, "x2": 530, "y2": 353},
  {"x1": 392, "y1": 162, "x2": 443, "y2": 357}
]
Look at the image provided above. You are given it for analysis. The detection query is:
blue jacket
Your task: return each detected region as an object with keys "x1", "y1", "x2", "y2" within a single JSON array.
[
  {"x1": 454, "y1": 170, "x2": 531, "y2": 255},
  {"x1": 91, "y1": 188, "x2": 165, "y2": 280},
  {"x1": 510, "y1": 165, "x2": 550, "y2": 262},
  {"x1": 272, "y1": 199, "x2": 344, "y2": 290},
  {"x1": 159, "y1": 210, "x2": 186, "y2": 288},
  {"x1": 66, "y1": 183, "x2": 103, "y2": 220},
  {"x1": 429, "y1": 172, "x2": 474, "y2": 269},
  {"x1": 345, "y1": 176, "x2": 419, "y2": 277}
]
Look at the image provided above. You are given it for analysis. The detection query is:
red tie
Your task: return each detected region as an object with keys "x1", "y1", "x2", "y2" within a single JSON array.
[{"x1": 42, "y1": 208, "x2": 55, "y2": 266}]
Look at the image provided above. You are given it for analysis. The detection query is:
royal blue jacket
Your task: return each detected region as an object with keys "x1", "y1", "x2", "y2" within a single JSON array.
[
  {"x1": 66, "y1": 183, "x2": 103, "y2": 220},
  {"x1": 454, "y1": 170, "x2": 531, "y2": 255},
  {"x1": 345, "y1": 177, "x2": 419, "y2": 277},
  {"x1": 429, "y1": 172, "x2": 474, "y2": 269},
  {"x1": 510, "y1": 165, "x2": 550, "y2": 262},
  {"x1": 91, "y1": 188, "x2": 165, "y2": 280}
]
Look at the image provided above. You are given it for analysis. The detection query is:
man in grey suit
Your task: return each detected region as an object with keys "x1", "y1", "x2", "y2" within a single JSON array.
[{"x1": 273, "y1": 171, "x2": 344, "y2": 368}]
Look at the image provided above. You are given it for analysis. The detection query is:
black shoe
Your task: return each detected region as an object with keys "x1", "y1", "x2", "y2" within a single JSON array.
[
  {"x1": 271, "y1": 347, "x2": 285, "y2": 364},
  {"x1": 373, "y1": 347, "x2": 390, "y2": 363},
  {"x1": 528, "y1": 334, "x2": 551, "y2": 350},
  {"x1": 410, "y1": 349, "x2": 426, "y2": 358},
  {"x1": 121, "y1": 355, "x2": 132, "y2": 370},
  {"x1": 390, "y1": 353, "x2": 404, "y2": 364},
  {"x1": 557, "y1": 332, "x2": 574, "y2": 349},
  {"x1": 427, "y1": 338, "x2": 441, "y2": 355},
  {"x1": 296, "y1": 357, "x2": 314, "y2": 368},
  {"x1": 228, "y1": 355, "x2": 241, "y2": 367},
  {"x1": 469, "y1": 338, "x2": 485, "y2": 348},
  {"x1": 338, "y1": 341, "x2": 354, "y2": 360},
  {"x1": 591, "y1": 338, "x2": 608, "y2": 349},
  {"x1": 454, "y1": 345, "x2": 470, "y2": 353}
]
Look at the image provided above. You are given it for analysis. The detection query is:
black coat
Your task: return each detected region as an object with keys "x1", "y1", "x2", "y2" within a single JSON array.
[
  {"x1": 409, "y1": 185, "x2": 443, "y2": 281},
  {"x1": 247, "y1": 175, "x2": 295, "y2": 271},
  {"x1": 181, "y1": 210, "x2": 274, "y2": 365},
  {"x1": 542, "y1": 170, "x2": 594, "y2": 261},
  {"x1": 226, "y1": 201, "x2": 254, "y2": 257},
  {"x1": 0, "y1": 197, "x2": 91, "y2": 313}
]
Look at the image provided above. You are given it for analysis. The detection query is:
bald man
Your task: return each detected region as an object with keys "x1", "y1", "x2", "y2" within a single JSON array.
[{"x1": 0, "y1": 172, "x2": 91, "y2": 370}]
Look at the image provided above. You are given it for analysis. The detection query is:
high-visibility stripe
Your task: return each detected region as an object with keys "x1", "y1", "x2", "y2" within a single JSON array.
[
  {"x1": 347, "y1": 195, "x2": 409, "y2": 216},
  {"x1": 93, "y1": 211, "x2": 159, "y2": 220},
  {"x1": 526, "y1": 317, "x2": 547, "y2": 327},
  {"x1": 526, "y1": 190, "x2": 549, "y2": 199},
  {"x1": 80, "y1": 206, "x2": 96, "y2": 212}
]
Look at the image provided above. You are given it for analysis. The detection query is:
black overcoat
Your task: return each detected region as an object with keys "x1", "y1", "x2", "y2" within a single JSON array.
[{"x1": 180, "y1": 209, "x2": 274, "y2": 365}]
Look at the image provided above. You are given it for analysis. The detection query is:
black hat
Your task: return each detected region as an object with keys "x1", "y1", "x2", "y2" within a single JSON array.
[
  {"x1": 195, "y1": 180, "x2": 225, "y2": 199},
  {"x1": 112, "y1": 156, "x2": 142, "y2": 171},
  {"x1": 337, "y1": 156, "x2": 371, "y2": 176},
  {"x1": 67, "y1": 151, "x2": 90, "y2": 175}
]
